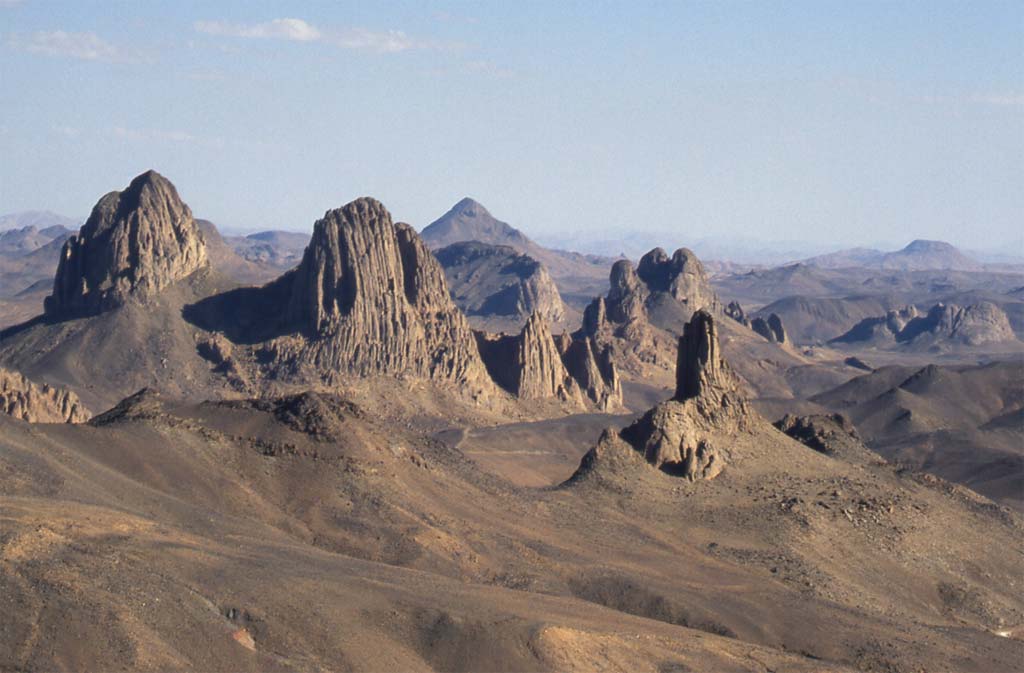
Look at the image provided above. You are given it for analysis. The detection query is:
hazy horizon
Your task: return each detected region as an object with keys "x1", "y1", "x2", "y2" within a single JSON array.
[{"x1": 2, "y1": 1, "x2": 1021, "y2": 253}]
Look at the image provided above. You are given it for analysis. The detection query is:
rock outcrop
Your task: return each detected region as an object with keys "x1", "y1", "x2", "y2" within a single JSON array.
[
  {"x1": 583, "y1": 247, "x2": 721, "y2": 339},
  {"x1": 476, "y1": 312, "x2": 621, "y2": 409},
  {"x1": 636, "y1": 247, "x2": 718, "y2": 312},
  {"x1": 45, "y1": 170, "x2": 208, "y2": 318},
  {"x1": 751, "y1": 313, "x2": 787, "y2": 344},
  {"x1": 605, "y1": 260, "x2": 648, "y2": 324},
  {"x1": 724, "y1": 301, "x2": 749, "y2": 326},
  {"x1": 577, "y1": 247, "x2": 726, "y2": 386},
  {"x1": 907, "y1": 302, "x2": 1016, "y2": 346},
  {"x1": 266, "y1": 198, "x2": 492, "y2": 389},
  {"x1": 434, "y1": 241, "x2": 567, "y2": 327},
  {"x1": 0, "y1": 367, "x2": 90, "y2": 423},
  {"x1": 774, "y1": 413, "x2": 860, "y2": 455},
  {"x1": 832, "y1": 302, "x2": 1016, "y2": 347},
  {"x1": 574, "y1": 311, "x2": 750, "y2": 481}
]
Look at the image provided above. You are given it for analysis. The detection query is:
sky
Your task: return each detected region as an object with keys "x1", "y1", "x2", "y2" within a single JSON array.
[{"x1": 1, "y1": 0, "x2": 1022, "y2": 253}]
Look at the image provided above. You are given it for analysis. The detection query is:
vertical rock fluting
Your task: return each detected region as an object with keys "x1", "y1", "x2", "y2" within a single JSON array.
[
  {"x1": 512, "y1": 313, "x2": 580, "y2": 402},
  {"x1": 476, "y1": 312, "x2": 622, "y2": 408},
  {"x1": 0, "y1": 367, "x2": 91, "y2": 423},
  {"x1": 675, "y1": 309, "x2": 728, "y2": 401},
  {"x1": 45, "y1": 170, "x2": 207, "y2": 318},
  {"x1": 279, "y1": 198, "x2": 492, "y2": 389}
]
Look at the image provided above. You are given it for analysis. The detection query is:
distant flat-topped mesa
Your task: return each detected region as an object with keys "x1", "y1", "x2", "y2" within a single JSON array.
[
  {"x1": 573, "y1": 310, "x2": 750, "y2": 481},
  {"x1": 434, "y1": 240, "x2": 567, "y2": 329},
  {"x1": 45, "y1": 170, "x2": 208, "y2": 318},
  {"x1": 0, "y1": 367, "x2": 90, "y2": 423},
  {"x1": 475, "y1": 312, "x2": 621, "y2": 410}
]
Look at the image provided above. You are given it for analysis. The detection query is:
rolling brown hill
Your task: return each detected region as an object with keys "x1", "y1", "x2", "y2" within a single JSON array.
[
  {"x1": 811, "y1": 360, "x2": 1024, "y2": 510},
  {"x1": 1, "y1": 312, "x2": 1021, "y2": 671}
]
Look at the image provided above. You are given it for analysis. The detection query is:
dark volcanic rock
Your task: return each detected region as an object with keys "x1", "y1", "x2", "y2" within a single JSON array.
[
  {"x1": 675, "y1": 310, "x2": 735, "y2": 403},
  {"x1": 45, "y1": 170, "x2": 208, "y2": 319},
  {"x1": 434, "y1": 241, "x2": 566, "y2": 326},
  {"x1": 750, "y1": 313, "x2": 787, "y2": 344},
  {"x1": 774, "y1": 413, "x2": 861, "y2": 456},
  {"x1": 0, "y1": 367, "x2": 90, "y2": 423},
  {"x1": 636, "y1": 247, "x2": 718, "y2": 313},
  {"x1": 606, "y1": 260, "x2": 648, "y2": 324},
  {"x1": 724, "y1": 301, "x2": 749, "y2": 326}
]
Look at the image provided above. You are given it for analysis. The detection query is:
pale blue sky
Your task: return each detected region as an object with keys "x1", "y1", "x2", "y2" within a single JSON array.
[{"x1": 1, "y1": 1, "x2": 1021, "y2": 251}]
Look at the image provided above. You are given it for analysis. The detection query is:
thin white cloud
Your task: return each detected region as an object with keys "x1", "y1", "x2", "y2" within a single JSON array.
[
  {"x1": 194, "y1": 18, "x2": 321, "y2": 42},
  {"x1": 16, "y1": 30, "x2": 128, "y2": 62},
  {"x1": 969, "y1": 93, "x2": 1024, "y2": 108},
  {"x1": 332, "y1": 28, "x2": 419, "y2": 53},
  {"x1": 193, "y1": 17, "x2": 449, "y2": 53}
]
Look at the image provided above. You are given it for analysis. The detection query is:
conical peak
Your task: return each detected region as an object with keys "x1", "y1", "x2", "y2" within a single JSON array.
[
  {"x1": 125, "y1": 169, "x2": 175, "y2": 194},
  {"x1": 451, "y1": 197, "x2": 491, "y2": 218}
]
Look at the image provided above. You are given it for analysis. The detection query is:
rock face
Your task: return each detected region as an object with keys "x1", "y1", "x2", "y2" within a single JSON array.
[
  {"x1": 774, "y1": 413, "x2": 860, "y2": 455},
  {"x1": 583, "y1": 247, "x2": 721, "y2": 339},
  {"x1": 605, "y1": 260, "x2": 648, "y2": 324},
  {"x1": 476, "y1": 312, "x2": 621, "y2": 409},
  {"x1": 674, "y1": 310, "x2": 731, "y2": 402},
  {"x1": 575, "y1": 311, "x2": 750, "y2": 481},
  {"x1": 45, "y1": 170, "x2": 208, "y2": 318},
  {"x1": 832, "y1": 302, "x2": 1016, "y2": 347},
  {"x1": 636, "y1": 247, "x2": 718, "y2": 312},
  {"x1": 751, "y1": 313, "x2": 787, "y2": 344},
  {"x1": 433, "y1": 241, "x2": 566, "y2": 327},
  {"x1": 0, "y1": 367, "x2": 90, "y2": 423},
  {"x1": 270, "y1": 198, "x2": 491, "y2": 389},
  {"x1": 577, "y1": 247, "x2": 726, "y2": 386},
  {"x1": 724, "y1": 301, "x2": 749, "y2": 326},
  {"x1": 908, "y1": 302, "x2": 1016, "y2": 346}
]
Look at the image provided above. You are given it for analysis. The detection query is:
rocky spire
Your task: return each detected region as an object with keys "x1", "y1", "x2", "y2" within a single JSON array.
[
  {"x1": 751, "y1": 313, "x2": 787, "y2": 344},
  {"x1": 0, "y1": 367, "x2": 90, "y2": 423},
  {"x1": 476, "y1": 312, "x2": 622, "y2": 408},
  {"x1": 606, "y1": 260, "x2": 647, "y2": 323},
  {"x1": 45, "y1": 170, "x2": 207, "y2": 318},
  {"x1": 577, "y1": 310, "x2": 749, "y2": 482},
  {"x1": 278, "y1": 197, "x2": 492, "y2": 388},
  {"x1": 675, "y1": 310, "x2": 734, "y2": 401}
]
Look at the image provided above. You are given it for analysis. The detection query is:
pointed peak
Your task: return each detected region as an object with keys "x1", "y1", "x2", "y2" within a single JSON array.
[
  {"x1": 451, "y1": 197, "x2": 492, "y2": 217},
  {"x1": 125, "y1": 169, "x2": 175, "y2": 194}
]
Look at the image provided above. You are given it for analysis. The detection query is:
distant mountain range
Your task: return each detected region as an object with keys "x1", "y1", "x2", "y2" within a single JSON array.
[
  {"x1": 0, "y1": 210, "x2": 80, "y2": 232},
  {"x1": 799, "y1": 239, "x2": 984, "y2": 271}
]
